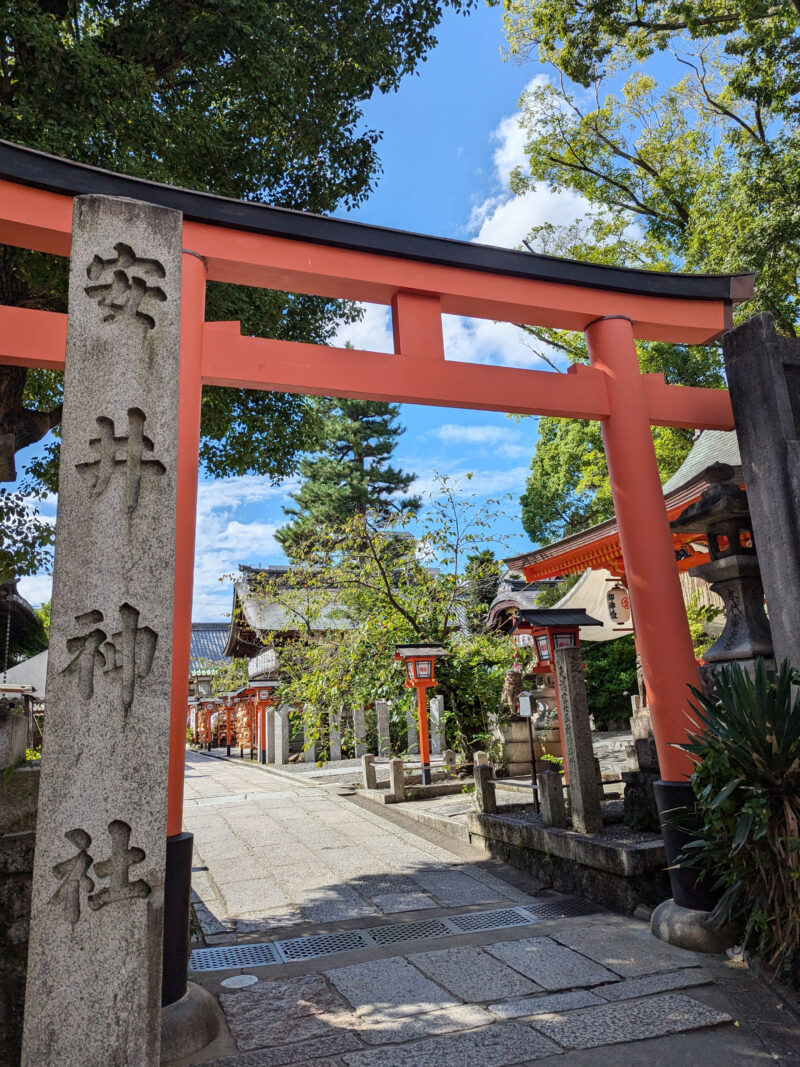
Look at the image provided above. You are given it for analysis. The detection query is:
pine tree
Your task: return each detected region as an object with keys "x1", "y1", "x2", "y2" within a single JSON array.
[{"x1": 277, "y1": 399, "x2": 420, "y2": 555}]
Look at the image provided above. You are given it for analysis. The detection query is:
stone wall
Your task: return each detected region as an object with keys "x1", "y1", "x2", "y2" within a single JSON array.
[
  {"x1": 0, "y1": 764, "x2": 39, "y2": 1064},
  {"x1": 467, "y1": 807, "x2": 670, "y2": 915}
]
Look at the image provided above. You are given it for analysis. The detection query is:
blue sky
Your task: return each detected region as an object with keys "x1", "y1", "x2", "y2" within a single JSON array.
[{"x1": 19, "y1": 4, "x2": 596, "y2": 619}]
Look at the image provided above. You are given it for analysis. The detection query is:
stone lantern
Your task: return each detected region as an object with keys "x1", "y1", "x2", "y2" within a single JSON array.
[{"x1": 670, "y1": 462, "x2": 773, "y2": 688}]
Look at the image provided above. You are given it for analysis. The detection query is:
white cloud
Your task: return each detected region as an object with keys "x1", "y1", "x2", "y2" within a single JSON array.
[
  {"x1": 409, "y1": 465, "x2": 530, "y2": 499},
  {"x1": 467, "y1": 74, "x2": 588, "y2": 253},
  {"x1": 431, "y1": 422, "x2": 533, "y2": 459},
  {"x1": 333, "y1": 302, "x2": 393, "y2": 353},
  {"x1": 18, "y1": 573, "x2": 53, "y2": 608}
]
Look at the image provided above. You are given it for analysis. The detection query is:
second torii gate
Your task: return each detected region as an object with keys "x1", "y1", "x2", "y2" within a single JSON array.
[{"x1": 0, "y1": 140, "x2": 751, "y2": 1064}]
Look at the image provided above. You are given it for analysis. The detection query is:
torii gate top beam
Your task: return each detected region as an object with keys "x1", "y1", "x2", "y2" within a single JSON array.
[{"x1": 0, "y1": 139, "x2": 751, "y2": 343}]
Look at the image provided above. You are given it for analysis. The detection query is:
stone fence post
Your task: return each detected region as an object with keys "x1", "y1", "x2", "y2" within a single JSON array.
[{"x1": 473, "y1": 764, "x2": 497, "y2": 814}]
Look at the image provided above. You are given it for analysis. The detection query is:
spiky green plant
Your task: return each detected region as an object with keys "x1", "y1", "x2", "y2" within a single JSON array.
[{"x1": 680, "y1": 659, "x2": 800, "y2": 982}]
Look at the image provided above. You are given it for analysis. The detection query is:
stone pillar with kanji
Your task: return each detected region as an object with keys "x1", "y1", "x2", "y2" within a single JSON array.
[{"x1": 22, "y1": 196, "x2": 182, "y2": 1066}]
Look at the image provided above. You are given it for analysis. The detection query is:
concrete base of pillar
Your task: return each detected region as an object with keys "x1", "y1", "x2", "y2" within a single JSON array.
[
  {"x1": 650, "y1": 899, "x2": 740, "y2": 955},
  {"x1": 160, "y1": 981, "x2": 222, "y2": 1063}
]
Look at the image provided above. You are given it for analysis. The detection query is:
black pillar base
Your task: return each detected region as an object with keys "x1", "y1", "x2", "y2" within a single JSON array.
[
  {"x1": 162, "y1": 831, "x2": 193, "y2": 1008},
  {"x1": 260, "y1": 748, "x2": 267, "y2": 764},
  {"x1": 653, "y1": 780, "x2": 718, "y2": 912},
  {"x1": 226, "y1": 744, "x2": 231, "y2": 756},
  {"x1": 420, "y1": 764, "x2": 431, "y2": 785}
]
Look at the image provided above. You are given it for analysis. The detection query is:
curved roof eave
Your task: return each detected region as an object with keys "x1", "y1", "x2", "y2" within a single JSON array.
[{"x1": 0, "y1": 140, "x2": 754, "y2": 304}]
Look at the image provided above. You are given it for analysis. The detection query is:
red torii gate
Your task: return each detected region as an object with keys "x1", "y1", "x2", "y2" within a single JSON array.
[{"x1": 0, "y1": 140, "x2": 749, "y2": 905}]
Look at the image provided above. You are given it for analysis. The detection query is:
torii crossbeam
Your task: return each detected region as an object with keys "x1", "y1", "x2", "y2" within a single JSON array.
[{"x1": 0, "y1": 140, "x2": 752, "y2": 1064}]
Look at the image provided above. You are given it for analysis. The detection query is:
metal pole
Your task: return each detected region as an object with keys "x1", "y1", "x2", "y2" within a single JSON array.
[
  {"x1": 527, "y1": 715, "x2": 539, "y2": 813},
  {"x1": 416, "y1": 685, "x2": 432, "y2": 785}
]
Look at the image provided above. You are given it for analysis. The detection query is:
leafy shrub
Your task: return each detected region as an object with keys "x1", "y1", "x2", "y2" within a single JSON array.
[
  {"x1": 680, "y1": 660, "x2": 800, "y2": 983},
  {"x1": 582, "y1": 634, "x2": 637, "y2": 726}
]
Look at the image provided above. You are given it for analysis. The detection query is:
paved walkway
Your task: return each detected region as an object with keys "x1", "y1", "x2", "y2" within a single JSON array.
[{"x1": 180, "y1": 751, "x2": 800, "y2": 1066}]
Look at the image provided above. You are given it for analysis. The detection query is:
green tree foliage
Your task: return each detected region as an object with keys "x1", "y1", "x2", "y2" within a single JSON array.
[
  {"x1": 0, "y1": 0, "x2": 472, "y2": 567},
  {"x1": 501, "y1": 2, "x2": 800, "y2": 543},
  {"x1": 582, "y1": 633, "x2": 638, "y2": 726},
  {"x1": 463, "y1": 548, "x2": 502, "y2": 631},
  {"x1": 35, "y1": 599, "x2": 51, "y2": 640},
  {"x1": 256, "y1": 479, "x2": 516, "y2": 755},
  {"x1": 276, "y1": 398, "x2": 421, "y2": 556}
]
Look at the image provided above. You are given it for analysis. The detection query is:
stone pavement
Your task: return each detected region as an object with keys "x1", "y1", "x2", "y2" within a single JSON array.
[{"x1": 180, "y1": 752, "x2": 800, "y2": 1065}]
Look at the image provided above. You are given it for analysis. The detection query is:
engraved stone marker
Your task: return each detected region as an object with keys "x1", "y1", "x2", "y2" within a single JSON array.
[
  {"x1": 23, "y1": 196, "x2": 182, "y2": 1066},
  {"x1": 554, "y1": 647, "x2": 604, "y2": 835},
  {"x1": 406, "y1": 704, "x2": 419, "y2": 753},
  {"x1": 429, "y1": 694, "x2": 444, "y2": 755},
  {"x1": 275, "y1": 704, "x2": 291, "y2": 764},
  {"x1": 376, "y1": 699, "x2": 390, "y2": 758},
  {"x1": 353, "y1": 706, "x2": 367, "y2": 758},
  {"x1": 329, "y1": 707, "x2": 342, "y2": 761}
]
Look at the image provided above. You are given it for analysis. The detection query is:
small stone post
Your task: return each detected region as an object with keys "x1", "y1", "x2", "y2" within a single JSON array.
[
  {"x1": 389, "y1": 757, "x2": 405, "y2": 801},
  {"x1": 303, "y1": 709, "x2": 317, "y2": 763},
  {"x1": 537, "y1": 770, "x2": 568, "y2": 829},
  {"x1": 23, "y1": 196, "x2": 182, "y2": 1066},
  {"x1": 443, "y1": 749, "x2": 457, "y2": 777},
  {"x1": 406, "y1": 704, "x2": 419, "y2": 754},
  {"x1": 353, "y1": 706, "x2": 367, "y2": 758},
  {"x1": 429, "y1": 694, "x2": 445, "y2": 755},
  {"x1": 329, "y1": 707, "x2": 342, "y2": 761},
  {"x1": 554, "y1": 648, "x2": 604, "y2": 835},
  {"x1": 362, "y1": 754, "x2": 377, "y2": 790},
  {"x1": 473, "y1": 750, "x2": 490, "y2": 766},
  {"x1": 376, "y1": 699, "x2": 391, "y2": 758},
  {"x1": 274, "y1": 704, "x2": 291, "y2": 764},
  {"x1": 473, "y1": 764, "x2": 497, "y2": 814}
]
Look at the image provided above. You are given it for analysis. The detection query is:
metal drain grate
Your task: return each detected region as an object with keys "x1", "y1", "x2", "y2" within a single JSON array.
[
  {"x1": 446, "y1": 907, "x2": 533, "y2": 933},
  {"x1": 367, "y1": 919, "x2": 452, "y2": 945},
  {"x1": 523, "y1": 897, "x2": 602, "y2": 921},
  {"x1": 188, "y1": 902, "x2": 604, "y2": 973},
  {"x1": 276, "y1": 930, "x2": 369, "y2": 962},
  {"x1": 190, "y1": 941, "x2": 281, "y2": 971}
]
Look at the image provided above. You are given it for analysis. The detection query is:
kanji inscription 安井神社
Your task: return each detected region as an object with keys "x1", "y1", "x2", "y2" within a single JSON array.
[{"x1": 23, "y1": 197, "x2": 183, "y2": 1067}]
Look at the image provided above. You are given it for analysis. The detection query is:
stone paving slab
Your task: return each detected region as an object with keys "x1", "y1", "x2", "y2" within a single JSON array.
[
  {"x1": 341, "y1": 1021, "x2": 560, "y2": 1066},
  {"x1": 595, "y1": 967, "x2": 714, "y2": 1001},
  {"x1": 205, "y1": 1029, "x2": 363, "y2": 1066},
  {"x1": 485, "y1": 936, "x2": 620, "y2": 991},
  {"x1": 219, "y1": 974, "x2": 353, "y2": 1051},
  {"x1": 325, "y1": 957, "x2": 460, "y2": 1018},
  {"x1": 372, "y1": 892, "x2": 439, "y2": 913},
  {"x1": 408, "y1": 946, "x2": 541, "y2": 1002},
  {"x1": 550, "y1": 922, "x2": 701, "y2": 977},
  {"x1": 358, "y1": 1003, "x2": 494, "y2": 1045},
  {"x1": 488, "y1": 988, "x2": 604, "y2": 1020},
  {"x1": 529, "y1": 992, "x2": 731, "y2": 1050}
]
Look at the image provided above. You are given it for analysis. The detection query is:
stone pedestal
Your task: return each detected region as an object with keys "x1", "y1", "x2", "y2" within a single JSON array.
[
  {"x1": 376, "y1": 700, "x2": 391, "y2": 757},
  {"x1": 0, "y1": 709, "x2": 28, "y2": 769},
  {"x1": 23, "y1": 196, "x2": 182, "y2": 1067},
  {"x1": 554, "y1": 647, "x2": 603, "y2": 835},
  {"x1": 274, "y1": 705, "x2": 291, "y2": 764},
  {"x1": 537, "y1": 770, "x2": 567, "y2": 829},
  {"x1": 353, "y1": 707, "x2": 367, "y2": 759}
]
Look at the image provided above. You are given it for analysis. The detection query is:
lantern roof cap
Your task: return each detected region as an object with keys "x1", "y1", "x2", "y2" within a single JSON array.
[
  {"x1": 670, "y1": 463, "x2": 749, "y2": 535},
  {"x1": 394, "y1": 644, "x2": 448, "y2": 659},
  {"x1": 512, "y1": 609, "x2": 603, "y2": 630}
]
